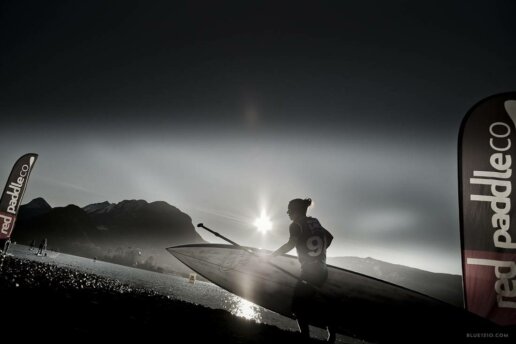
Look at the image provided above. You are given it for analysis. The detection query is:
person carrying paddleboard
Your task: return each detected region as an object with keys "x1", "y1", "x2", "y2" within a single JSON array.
[{"x1": 270, "y1": 198, "x2": 336, "y2": 343}]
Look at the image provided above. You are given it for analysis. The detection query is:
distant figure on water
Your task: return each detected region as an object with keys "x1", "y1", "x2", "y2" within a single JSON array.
[
  {"x1": 270, "y1": 198, "x2": 336, "y2": 343},
  {"x1": 36, "y1": 238, "x2": 47, "y2": 256},
  {"x1": 189, "y1": 273, "x2": 197, "y2": 284}
]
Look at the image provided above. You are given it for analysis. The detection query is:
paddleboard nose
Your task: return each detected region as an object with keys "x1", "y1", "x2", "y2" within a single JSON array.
[{"x1": 166, "y1": 246, "x2": 180, "y2": 258}]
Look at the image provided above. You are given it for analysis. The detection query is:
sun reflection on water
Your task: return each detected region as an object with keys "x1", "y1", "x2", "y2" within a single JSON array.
[{"x1": 226, "y1": 296, "x2": 262, "y2": 322}]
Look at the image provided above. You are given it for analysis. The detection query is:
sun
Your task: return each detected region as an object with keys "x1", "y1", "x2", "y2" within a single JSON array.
[{"x1": 254, "y1": 212, "x2": 272, "y2": 233}]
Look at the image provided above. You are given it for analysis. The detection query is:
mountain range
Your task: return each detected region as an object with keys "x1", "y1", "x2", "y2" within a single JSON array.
[
  {"x1": 327, "y1": 256, "x2": 463, "y2": 307},
  {"x1": 14, "y1": 198, "x2": 204, "y2": 273}
]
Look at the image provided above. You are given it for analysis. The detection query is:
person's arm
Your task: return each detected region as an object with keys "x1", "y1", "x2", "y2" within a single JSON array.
[
  {"x1": 271, "y1": 238, "x2": 296, "y2": 257},
  {"x1": 271, "y1": 223, "x2": 300, "y2": 257}
]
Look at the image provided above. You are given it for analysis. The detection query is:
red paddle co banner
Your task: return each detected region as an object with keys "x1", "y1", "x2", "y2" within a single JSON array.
[
  {"x1": 459, "y1": 93, "x2": 516, "y2": 326},
  {"x1": 0, "y1": 153, "x2": 38, "y2": 240}
]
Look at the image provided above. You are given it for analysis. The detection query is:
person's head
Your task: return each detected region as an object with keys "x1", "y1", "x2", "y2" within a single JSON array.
[{"x1": 287, "y1": 198, "x2": 312, "y2": 221}]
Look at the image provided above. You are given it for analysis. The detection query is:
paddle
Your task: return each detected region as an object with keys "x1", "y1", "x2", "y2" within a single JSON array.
[{"x1": 197, "y1": 223, "x2": 312, "y2": 285}]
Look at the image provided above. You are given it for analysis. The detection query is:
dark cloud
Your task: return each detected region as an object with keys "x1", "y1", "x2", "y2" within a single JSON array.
[{"x1": 2, "y1": 1, "x2": 515, "y2": 130}]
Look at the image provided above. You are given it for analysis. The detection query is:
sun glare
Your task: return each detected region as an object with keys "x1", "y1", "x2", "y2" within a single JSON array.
[
  {"x1": 254, "y1": 212, "x2": 272, "y2": 233},
  {"x1": 229, "y1": 297, "x2": 262, "y2": 322}
]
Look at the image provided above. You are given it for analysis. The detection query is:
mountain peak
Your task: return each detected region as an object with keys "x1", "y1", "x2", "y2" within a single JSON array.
[
  {"x1": 83, "y1": 201, "x2": 114, "y2": 214},
  {"x1": 115, "y1": 199, "x2": 148, "y2": 211},
  {"x1": 23, "y1": 197, "x2": 51, "y2": 210},
  {"x1": 83, "y1": 199, "x2": 178, "y2": 215},
  {"x1": 148, "y1": 200, "x2": 179, "y2": 212}
]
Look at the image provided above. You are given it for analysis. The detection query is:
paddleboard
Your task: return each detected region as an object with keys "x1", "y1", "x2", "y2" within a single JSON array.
[{"x1": 167, "y1": 243, "x2": 490, "y2": 341}]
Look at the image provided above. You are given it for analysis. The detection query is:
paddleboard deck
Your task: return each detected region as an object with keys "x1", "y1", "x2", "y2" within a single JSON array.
[{"x1": 167, "y1": 243, "x2": 491, "y2": 341}]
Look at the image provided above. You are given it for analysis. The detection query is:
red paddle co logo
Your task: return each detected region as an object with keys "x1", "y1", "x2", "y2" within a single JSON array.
[
  {"x1": 461, "y1": 97, "x2": 516, "y2": 325},
  {"x1": 0, "y1": 163, "x2": 30, "y2": 238},
  {"x1": 467, "y1": 119, "x2": 516, "y2": 308}
]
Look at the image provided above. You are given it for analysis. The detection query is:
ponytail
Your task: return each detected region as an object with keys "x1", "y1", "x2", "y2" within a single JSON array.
[{"x1": 288, "y1": 197, "x2": 313, "y2": 215}]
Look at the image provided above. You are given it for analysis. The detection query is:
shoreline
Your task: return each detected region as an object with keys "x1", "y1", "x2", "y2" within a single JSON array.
[{"x1": 0, "y1": 254, "x2": 328, "y2": 343}]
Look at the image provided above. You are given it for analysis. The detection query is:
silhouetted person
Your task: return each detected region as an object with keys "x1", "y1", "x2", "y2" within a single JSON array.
[
  {"x1": 2, "y1": 238, "x2": 11, "y2": 255},
  {"x1": 29, "y1": 239, "x2": 36, "y2": 251},
  {"x1": 0, "y1": 239, "x2": 5, "y2": 254},
  {"x1": 271, "y1": 198, "x2": 336, "y2": 343},
  {"x1": 37, "y1": 238, "x2": 47, "y2": 256}
]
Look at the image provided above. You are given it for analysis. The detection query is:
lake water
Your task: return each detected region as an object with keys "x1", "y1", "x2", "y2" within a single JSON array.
[{"x1": 9, "y1": 244, "x2": 362, "y2": 343}]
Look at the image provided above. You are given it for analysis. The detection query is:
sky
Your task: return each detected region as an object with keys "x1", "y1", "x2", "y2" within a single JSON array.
[{"x1": 1, "y1": 0, "x2": 515, "y2": 274}]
